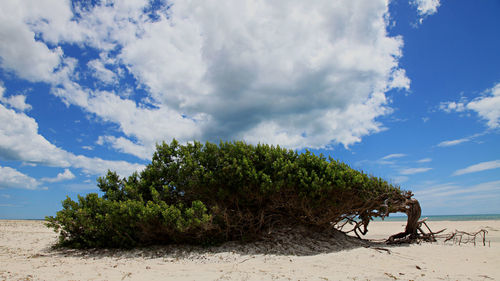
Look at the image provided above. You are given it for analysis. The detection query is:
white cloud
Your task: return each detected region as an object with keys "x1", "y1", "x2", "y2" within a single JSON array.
[
  {"x1": 0, "y1": 203, "x2": 20, "y2": 207},
  {"x1": 97, "y1": 135, "x2": 152, "y2": 160},
  {"x1": 437, "y1": 137, "x2": 470, "y2": 147},
  {"x1": 453, "y1": 160, "x2": 500, "y2": 176},
  {"x1": 0, "y1": 0, "x2": 411, "y2": 155},
  {"x1": 0, "y1": 94, "x2": 32, "y2": 111},
  {"x1": 65, "y1": 183, "x2": 101, "y2": 192},
  {"x1": 122, "y1": 0, "x2": 407, "y2": 149},
  {"x1": 0, "y1": 1, "x2": 68, "y2": 83},
  {"x1": 389, "y1": 68, "x2": 411, "y2": 90},
  {"x1": 0, "y1": 84, "x2": 32, "y2": 111},
  {"x1": 0, "y1": 166, "x2": 41, "y2": 190},
  {"x1": 87, "y1": 59, "x2": 117, "y2": 85},
  {"x1": 382, "y1": 153, "x2": 407, "y2": 160},
  {"x1": 439, "y1": 101, "x2": 466, "y2": 113},
  {"x1": 0, "y1": 103, "x2": 71, "y2": 167},
  {"x1": 400, "y1": 167, "x2": 432, "y2": 175},
  {"x1": 41, "y1": 169, "x2": 75, "y2": 183},
  {"x1": 411, "y1": 0, "x2": 440, "y2": 16},
  {"x1": 441, "y1": 82, "x2": 500, "y2": 129},
  {"x1": 417, "y1": 158, "x2": 432, "y2": 163},
  {"x1": 0, "y1": 103, "x2": 144, "y2": 177},
  {"x1": 53, "y1": 85, "x2": 203, "y2": 155},
  {"x1": 411, "y1": 0, "x2": 441, "y2": 24},
  {"x1": 437, "y1": 132, "x2": 486, "y2": 147},
  {"x1": 416, "y1": 180, "x2": 500, "y2": 199},
  {"x1": 467, "y1": 83, "x2": 500, "y2": 129},
  {"x1": 70, "y1": 155, "x2": 144, "y2": 177},
  {"x1": 392, "y1": 176, "x2": 409, "y2": 184}
]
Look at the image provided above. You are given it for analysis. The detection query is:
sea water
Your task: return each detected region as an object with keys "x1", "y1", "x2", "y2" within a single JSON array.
[{"x1": 373, "y1": 214, "x2": 500, "y2": 222}]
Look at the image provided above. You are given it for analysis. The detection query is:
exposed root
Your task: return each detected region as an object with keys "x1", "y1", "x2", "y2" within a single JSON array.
[
  {"x1": 386, "y1": 218, "x2": 446, "y2": 244},
  {"x1": 335, "y1": 192, "x2": 440, "y2": 244}
]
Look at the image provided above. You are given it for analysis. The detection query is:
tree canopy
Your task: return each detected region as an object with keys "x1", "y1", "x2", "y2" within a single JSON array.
[{"x1": 46, "y1": 140, "x2": 413, "y2": 248}]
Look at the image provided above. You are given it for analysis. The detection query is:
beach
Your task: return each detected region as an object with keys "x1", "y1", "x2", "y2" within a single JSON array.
[{"x1": 1, "y1": 219, "x2": 499, "y2": 280}]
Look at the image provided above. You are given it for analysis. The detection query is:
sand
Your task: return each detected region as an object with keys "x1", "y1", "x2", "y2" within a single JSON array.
[{"x1": 1, "y1": 219, "x2": 499, "y2": 280}]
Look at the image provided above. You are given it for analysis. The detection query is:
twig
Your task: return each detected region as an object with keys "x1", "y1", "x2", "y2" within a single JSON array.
[{"x1": 368, "y1": 246, "x2": 391, "y2": 254}]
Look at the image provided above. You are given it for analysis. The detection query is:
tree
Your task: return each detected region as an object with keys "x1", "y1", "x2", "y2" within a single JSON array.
[{"x1": 46, "y1": 140, "x2": 426, "y2": 248}]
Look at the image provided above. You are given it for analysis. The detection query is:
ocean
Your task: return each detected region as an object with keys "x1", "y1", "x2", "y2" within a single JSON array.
[{"x1": 373, "y1": 214, "x2": 500, "y2": 221}]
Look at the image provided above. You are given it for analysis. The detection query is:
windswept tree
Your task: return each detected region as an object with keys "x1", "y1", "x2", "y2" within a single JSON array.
[{"x1": 46, "y1": 140, "x2": 429, "y2": 248}]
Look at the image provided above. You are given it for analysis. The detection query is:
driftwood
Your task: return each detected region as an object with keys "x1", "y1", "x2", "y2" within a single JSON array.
[{"x1": 444, "y1": 229, "x2": 489, "y2": 246}]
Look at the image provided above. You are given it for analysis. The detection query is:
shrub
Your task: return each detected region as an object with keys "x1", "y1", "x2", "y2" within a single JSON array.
[{"x1": 46, "y1": 140, "x2": 410, "y2": 248}]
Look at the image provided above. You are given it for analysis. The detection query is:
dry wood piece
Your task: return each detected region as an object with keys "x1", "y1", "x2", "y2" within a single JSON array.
[
  {"x1": 443, "y1": 229, "x2": 489, "y2": 246},
  {"x1": 367, "y1": 246, "x2": 391, "y2": 254}
]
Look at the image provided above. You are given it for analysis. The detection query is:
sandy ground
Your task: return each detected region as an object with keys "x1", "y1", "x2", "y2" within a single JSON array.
[{"x1": 1, "y1": 219, "x2": 499, "y2": 280}]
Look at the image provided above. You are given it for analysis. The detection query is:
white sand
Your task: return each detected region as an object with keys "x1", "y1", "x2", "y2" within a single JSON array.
[{"x1": 1, "y1": 219, "x2": 499, "y2": 280}]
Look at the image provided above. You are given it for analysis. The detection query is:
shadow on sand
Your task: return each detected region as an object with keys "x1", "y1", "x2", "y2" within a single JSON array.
[{"x1": 43, "y1": 226, "x2": 405, "y2": 261}]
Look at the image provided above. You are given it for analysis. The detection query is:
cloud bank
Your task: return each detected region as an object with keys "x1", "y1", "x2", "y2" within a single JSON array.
[
  {"x1": 0, "y1": 0, "x2": 410, "y2": 160},
  {"x1": 0, "y1": 102, "x2": 144, "y2": 177}
]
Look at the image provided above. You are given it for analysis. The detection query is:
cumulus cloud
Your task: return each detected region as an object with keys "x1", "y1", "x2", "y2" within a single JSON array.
[
  {"x1": 412, "y1": 0, "x2": 440, "y2": 16},
  {"x1": 0, "y1": 1, "x2": 68, "y2": 82},
  {"x1": 453, "y1": 160, "x2": 500, "y2": 176},
  {"x1": 97, "y1": 135, "x2": 152, "y2": 160},
  {"x1": 0, "y1": 103, "x2": 144, "y2": 176},
  {"x1": 41, "y1": 169, "x2": 75, "y2": 183},
  {"x1": 467, "y1": 83, "x2": 500, "y2": 129},
  {"x1": 53, "y1": 84, "x2": 202, "y2": 158},
  {"x1": 0, "y1": 0, "x2": 410, "y2": 156},
  {"x1": 87, "y1": 59, "x2": 117, "y2": 85},
  {"x1": 0, "y1": 103, "x2": 71, "y2": 167},
  {"x1": 0, "y1": 94, "x2": 32, "y2": 111},
  {"x1": 411, "y1": 0, "x2": 441, "y2": 24},
  {"x1": 121, "y1": 0, "x2": 408, "y2": 149},
  {"x1": 441, "y1": 83, "x2": 500, "y2": 129},
  {"x1": 0, "y1": 166, "x2": 41, "y2": 190},
  {"x1": 0, "y1": 84, "x2": 32, "y2": 111},
  {"x1": 439, "y1": 101, "x2": 466, "y2": 113}
]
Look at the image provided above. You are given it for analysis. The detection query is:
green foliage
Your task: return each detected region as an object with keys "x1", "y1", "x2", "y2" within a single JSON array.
[{"x1": 46, "y1": 140, "x2": 407, "y2": 248}]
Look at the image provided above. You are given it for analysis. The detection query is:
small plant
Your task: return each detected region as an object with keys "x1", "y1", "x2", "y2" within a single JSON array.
[{"x1": 46, "y1": 140, "x2": 413, "y2": 248}]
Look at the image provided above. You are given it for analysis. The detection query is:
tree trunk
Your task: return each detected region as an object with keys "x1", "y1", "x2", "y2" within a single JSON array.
[
  {"x1": 387, "y1": 198, "x2": 421, "y2": 243},
  {"x1": 404, "y1": 198, "x2": 421, "y2": 238}
]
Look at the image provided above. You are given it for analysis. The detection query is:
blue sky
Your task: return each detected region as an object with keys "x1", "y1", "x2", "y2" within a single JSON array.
[{"x1": 1, "y1": 0, "x2": 499, "y2": 219}]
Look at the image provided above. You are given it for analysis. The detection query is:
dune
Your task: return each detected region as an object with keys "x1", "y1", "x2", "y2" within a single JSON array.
[{"x1": 1, "y1": 219, "x2": 499, "y2": 280}]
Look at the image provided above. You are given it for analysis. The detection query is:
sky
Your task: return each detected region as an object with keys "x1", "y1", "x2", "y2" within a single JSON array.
[{"x1": 0, "y1": 0, "x2": 499, "y2": 219}]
